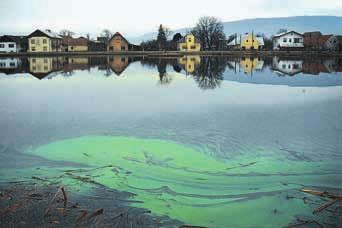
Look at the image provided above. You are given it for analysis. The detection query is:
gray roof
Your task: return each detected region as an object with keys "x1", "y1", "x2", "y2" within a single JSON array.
[
  {"x1": 273, "y1": 31, "x2": 303, "y2": 38},
  {"x1": 43, "y1": 30, "x2": 62, "y2": 39},
  {"x1": 227, "y1": 34, "x2": 264, "y2": 46},
  {"x1": 177, "y1": 34, "x2": 200, "y2": 44}
]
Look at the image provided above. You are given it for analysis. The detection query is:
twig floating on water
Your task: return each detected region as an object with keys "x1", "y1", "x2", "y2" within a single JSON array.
[
  {"x1": 44, "y1": 186, "x2": 68, "y2": 216},
  {"x1": 313, "y1": 198, "x2": 342, "y2": 214}
]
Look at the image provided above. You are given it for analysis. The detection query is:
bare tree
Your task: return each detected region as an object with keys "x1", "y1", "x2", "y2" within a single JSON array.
[
  {"x1": 192, "y1": 16, "x2": 226, "y2": 50},
  {"x1": 277, "y1": 28, "x2": 288, "y2": 34},
  {"x1": 163, "y1": 26, "x2": 173, "y2": 40},
  {"x1": 102, "y1": 29, "x2": 113, "y2": 42},
  {"x1": 59, "y1": 29, "x2": 74, "y2": 37}
]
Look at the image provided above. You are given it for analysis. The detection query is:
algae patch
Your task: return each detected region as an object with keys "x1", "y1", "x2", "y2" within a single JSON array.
[{"x1": 25, "y1": 136, "x2": 340, "y2": 227}]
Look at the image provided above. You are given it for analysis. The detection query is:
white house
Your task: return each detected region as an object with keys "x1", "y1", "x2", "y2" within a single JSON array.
[
  {"x1": 0, "y1": 35, "x2": 27, "y2": 53},
  {"x1": 272, "y1": 31, "x2": 304, "y2": 50},
  {"x1": 272, "y1": 56, "x2": 303, "y2": 76},
  {"x1": 0, "y1": 58, "x2": 21, "y2": 69}
]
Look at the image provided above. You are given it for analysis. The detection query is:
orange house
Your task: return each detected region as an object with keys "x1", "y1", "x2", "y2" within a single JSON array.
[{"x1": 107, "y1": 32, "x2": 129, "y2": 51}]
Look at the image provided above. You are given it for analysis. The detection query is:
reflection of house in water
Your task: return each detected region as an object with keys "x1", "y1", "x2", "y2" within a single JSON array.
[
  {"x1": 240, "y1": 57, "x2": 264, "y2": 74},
  {"x1": 0, "y1": 58, "x2": 28, "y2": 75},
  {"x1": 62, "y1": 57, "x2": 89, "y2": 74},
  {"x1": 0, "y1": 58, "x2": 21, "y2": 70},
  {"x1": 107, "y1": 56, "x2": 130, "y2": 75},
  {"x1": 177, "y1": 56, "x2": 201, "y2": 74},
  {"x1": 28, "y1": 57, "x2": 63, "y2": 79},
  {"x1": 322, "y1": 58, "x2": 341, "y2": 73},
  {"x1": 272, "y1": 57, "x2": 303, "y2": 76},
  {"x1": 301, "y1": 58, "x2": 340, "y2": 75}
]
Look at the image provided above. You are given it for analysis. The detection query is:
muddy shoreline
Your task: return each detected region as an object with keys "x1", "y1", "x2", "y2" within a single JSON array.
[{"x1": 0, "y1": 181, "x2": 182, "y2": 228}]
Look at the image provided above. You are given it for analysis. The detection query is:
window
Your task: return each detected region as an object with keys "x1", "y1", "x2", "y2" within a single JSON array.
[
  {"x1": 288, "y1": 39, "x2": 292, "y2": 42},
  {"x1": 0, "y1": 63, "x2": 5, "y2": 67},
  {"x1": 32, "y1": 58, "x2": 36, "y2": 63},
  {"x1": 293, "y1": 38, "x2": 301, "y2": 43},
  {"x1": 43, "y1": 39, "x2": 47, "y2": 44},
  {"x1": 121, "y1": 57, "x2": 126, "y2": 62},
  {"x1": 283, "y1": 38, "x2": 287, "y2": 42},
  {"x1": 282, "y1": 64, "x2": 286, "y2": 69},
  {"x1": 9, "y1": 44, "x2": 15, "y2": 48},
  {"x1": 43, "y1": 47, "x2": 47, "y2": 51},
  {"x1": 188, "y1": 38, "x2": 192, "y2": 42},
  {"x1": 32, "y1": 66, "x2": 36, "y2": 71},
  {"x1": 10, "y1": 62, "x2": 15, "y2": 67},
  {"x1": 44, "y1": 66, "x2": 48, "y2": 71},
  {"x1": 44, "y1": 59, "x2": 48, "y2": 63},
  {"x1": 0, "y1": 44, "x2": 4, "y2": 48},
  {"x1": 121, "y1": 46, "x2": 126, "y2": 51},
  {"x1": 31, "y1": 47, "x2": 36, "y2": 51},
  {"x1": 31, "y1": 39, "x2": 35, "y2": 44}
]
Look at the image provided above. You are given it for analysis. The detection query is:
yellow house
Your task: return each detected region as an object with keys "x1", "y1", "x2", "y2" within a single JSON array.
[
  {"x1": 177, "y1": 34, "x2": 201, "y2": 52},
  {"x1": 178, "y1": 55, "x2": 201, "y2": 74},
  {"x1": 108, "y1": 56, "x2": 130, "y2": 75},
  {"x1": 27, "y1": 29, "x2": 62, "y2": 52},
  {"x1": 240, "y1": 57, "x2": 264, "y2": 74},
  {"x1": 107, "y1": 32, "x2": 129, "y2": 52},
  {"x1": 227, "y1": 34, "x2": 264, "y2": 50}
]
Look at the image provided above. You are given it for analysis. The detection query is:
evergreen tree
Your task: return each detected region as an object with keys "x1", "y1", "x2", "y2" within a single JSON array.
[{"x1": 157, "y1": 24, "x2": 167, "y2": 51}]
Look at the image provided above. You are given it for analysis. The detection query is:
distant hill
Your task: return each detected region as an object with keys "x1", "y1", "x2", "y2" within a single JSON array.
[{"x1": 129, "y1": 16, "x2": 342, "y2": 44}]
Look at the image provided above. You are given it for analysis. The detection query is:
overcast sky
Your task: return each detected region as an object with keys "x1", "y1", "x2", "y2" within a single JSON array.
[{"x1": 1, "y1": 0, "x2": 342, "y2": 37}]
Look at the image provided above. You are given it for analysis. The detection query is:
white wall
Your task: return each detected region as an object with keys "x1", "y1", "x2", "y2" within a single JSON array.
[
  {"x1": 272, "y1": 57, "x2": 303, "y2": 75},
  {"x1": 0, "y1": 42, "x2": 18, "y2": 53},
  {"x1": 273, "y1": 33, "x2": 304, "y2": 50},
  {"x1": 0, "y1": 58, "x2": 20, "y2": 69}
]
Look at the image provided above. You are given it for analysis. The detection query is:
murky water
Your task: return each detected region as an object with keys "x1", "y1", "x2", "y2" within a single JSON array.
[{"x1": 0, "y1": 55, "x2": 341, "y2": 227}]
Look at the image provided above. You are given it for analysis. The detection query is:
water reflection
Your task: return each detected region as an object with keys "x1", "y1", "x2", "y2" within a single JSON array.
[
  {"x1": 192, "y1": 57, "x2": 226, "y2": 90},
  {"x1": 1, "y1": 55, "x2": 342, "y2": 88},
  {"x1": 272, "y1": 57, "x2": 303, "y2": 76}
]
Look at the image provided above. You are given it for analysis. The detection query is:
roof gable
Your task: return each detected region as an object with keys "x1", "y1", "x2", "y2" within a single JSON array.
[
  {"x1": 177, "y1": 34, "x2": 200, "y2": 43},
  {"x1": 273, "y1": 31, "x2": 303, "y2": 38},
  {"x1": 109, "y1": 32, "x2": 130, "y2": 44},
  {"x1": 227, "y1": 34, "x2": 264, "y2": 46},
  {"x1": 28, "y1": 29, "x2": 62, "y2": 39}
]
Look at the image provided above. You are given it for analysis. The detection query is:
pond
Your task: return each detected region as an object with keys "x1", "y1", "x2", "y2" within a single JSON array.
[{"x1": 0, "y1": 55, "x2": 341, "y2": 227}]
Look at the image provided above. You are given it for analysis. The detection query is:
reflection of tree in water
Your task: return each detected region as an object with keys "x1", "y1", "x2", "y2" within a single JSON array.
[
  {"x1": 157, "y1": 59, "x2": 173, "y2": 86},
  {"x1": 104, "y1": 67, "x2": 113, "y2": 77},
  {"x1": 192, "y1": 57, "x2": 226, "y2": 90}
]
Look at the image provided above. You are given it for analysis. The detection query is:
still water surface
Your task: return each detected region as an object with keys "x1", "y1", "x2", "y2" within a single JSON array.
[{"x1": 0, "y1": 56, "x2": 341, "y2": 227}]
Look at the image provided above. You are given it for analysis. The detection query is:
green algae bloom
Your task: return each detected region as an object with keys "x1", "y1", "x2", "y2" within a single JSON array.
[{"x1": 25, "y1": 136, "x2": 340, "y2": 227}]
